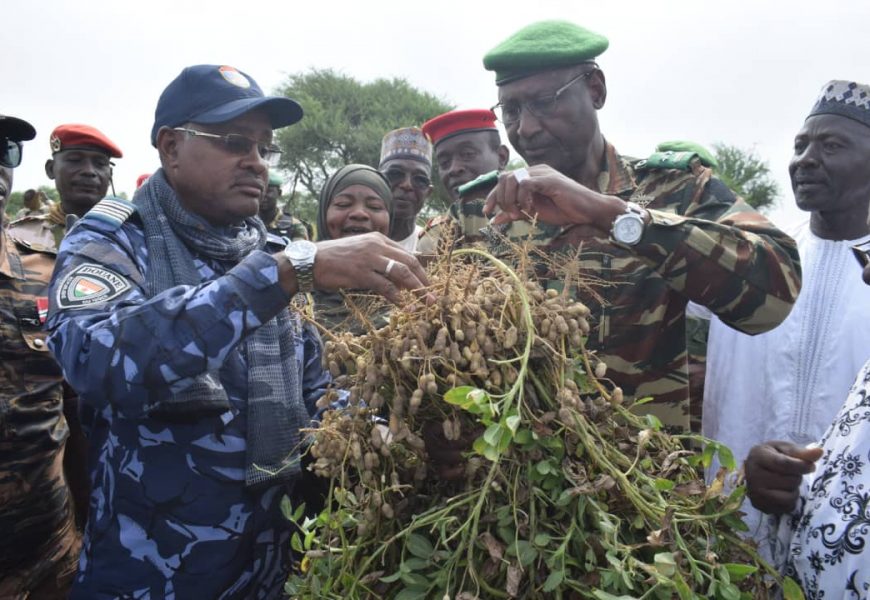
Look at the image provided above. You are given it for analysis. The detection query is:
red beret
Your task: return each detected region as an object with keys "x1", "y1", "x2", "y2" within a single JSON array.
[
  {"x1": 50, "y1": 123, "x2": 123, "y2": 158},
  {"x1": 421, "y1": 109, "x2": 498, "y2": 147},
  {"x1": 136, "y1": 173, "x2": 151, "y2": 189}
]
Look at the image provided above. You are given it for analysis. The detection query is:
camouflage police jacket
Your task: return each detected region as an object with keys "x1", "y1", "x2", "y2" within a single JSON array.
[
  {"x1": 490, "y1": 144, "x2": 801, "y2": 432},
  {"x1": 0, "y1": 230, "x2": 77, "y2": 573},
  {"x1": 45, "y1": 198, "x2": 333, "y2": 599}
]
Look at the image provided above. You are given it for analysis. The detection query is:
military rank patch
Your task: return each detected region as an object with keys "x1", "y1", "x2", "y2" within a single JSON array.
[{"x1": 57, "y1": 263, "x2": 131, "y2": 308}]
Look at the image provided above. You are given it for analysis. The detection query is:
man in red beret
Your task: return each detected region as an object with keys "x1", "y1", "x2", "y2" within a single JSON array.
[
  {"x1": 9, "y1": 124, "x2": 122, "y2": 251},
  {"x1": 417, "y1": 109, "x2": 510, "y2": 254},
  {"x1": 424, "y1": 109, "x2": 509, "y2": 201}
]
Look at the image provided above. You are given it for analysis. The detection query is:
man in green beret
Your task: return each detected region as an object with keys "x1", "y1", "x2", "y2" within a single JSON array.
[
  {"x1": 480, "y1": 20, "x2": 801, "y2": 433},
  {"x1": 258, "y1": 171, "x2": 311, "y2": 241}
]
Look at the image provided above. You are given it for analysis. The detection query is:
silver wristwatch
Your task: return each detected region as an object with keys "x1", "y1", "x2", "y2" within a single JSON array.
[
  {"x1": 283, "y1": 240, "x2": 317, "y2": 293},
  {"x1": 611, "y1": 202, "x2": 647, "y2": 246}
]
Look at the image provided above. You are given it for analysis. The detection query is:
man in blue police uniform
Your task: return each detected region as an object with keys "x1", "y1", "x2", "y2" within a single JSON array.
[{"x1": 46, "y1": 64, "x2": 430, "y2": 599}]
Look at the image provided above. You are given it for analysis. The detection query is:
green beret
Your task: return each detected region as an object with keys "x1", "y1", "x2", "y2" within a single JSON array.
[
  {"x1": 268, "y1": 172, "x2": 283, "y2": 187},
  {"x1": 483, "y1": 20, "x2": 609, "y2": 85},
  {"x1": 655, "y1": 141, "x2": 719, "y2": 169}
]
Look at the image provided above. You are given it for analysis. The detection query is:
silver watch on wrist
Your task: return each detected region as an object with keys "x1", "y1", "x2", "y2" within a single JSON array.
[
  {"x1": 283, "y1": 240, "x2": 317, "y2": 293},
  {"x1": 611, "y1": 202, "x2": 647, "y2": 246}
]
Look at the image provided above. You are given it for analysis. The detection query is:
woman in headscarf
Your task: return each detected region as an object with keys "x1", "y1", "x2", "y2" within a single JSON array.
[{"x1": 313, "y1": 164, "x2": 395, "y2": 334}]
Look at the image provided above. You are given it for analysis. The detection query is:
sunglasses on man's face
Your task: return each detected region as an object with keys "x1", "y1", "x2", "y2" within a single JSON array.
[
  {"x1": 383, "y1": 168, "x2": 431, "y2": 191},
  {"x1": 1, "y1": 139, "x2": 23, "y2": 169},
  {"x1": 174, "y1": 128, "x2": 282, "y2": 167}
]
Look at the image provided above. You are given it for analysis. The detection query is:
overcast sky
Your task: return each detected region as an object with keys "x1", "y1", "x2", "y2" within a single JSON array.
[{"x1": 3, "y1": 0, "x2": 867, "y2": 229}]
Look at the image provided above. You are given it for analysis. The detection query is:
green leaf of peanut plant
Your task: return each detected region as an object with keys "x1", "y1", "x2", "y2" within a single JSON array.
[
  {"x1": 405, "y1": 533, "x2": 434, "y2": 559},
  {"x1": 782, "y1": 577, "x2": 807, "y2": 600}
]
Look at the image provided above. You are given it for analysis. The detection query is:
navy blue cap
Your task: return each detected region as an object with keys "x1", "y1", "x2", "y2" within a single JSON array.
[{"x1": 150, "y1": 64, "x2": 303, "y2": 146}]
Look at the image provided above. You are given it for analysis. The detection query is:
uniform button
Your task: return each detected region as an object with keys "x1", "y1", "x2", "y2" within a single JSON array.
[{"x1": 34, "y1": 338, "x2": 45, "y2": 348}]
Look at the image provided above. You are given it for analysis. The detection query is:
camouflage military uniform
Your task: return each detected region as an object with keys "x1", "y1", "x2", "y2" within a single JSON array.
[
  {"x1": 0, "y1": 229, "x2": 80, "y2": 599},
  {"x1": 266, "y1": 210, "x2": 311, "y2": 241},
  {"x1": 7, "y1": 202, "x2": 69, "y2": 252},
  {"x1": 487, "y1": 143, "x2": 801, "y2": 432},
  {"x1": 46, "y1": 199, "x2": 333, "y2": 599},
  {"x1": 417, "y1": 197, "x2": 492, "y2": 256},
  {"x1": 313, "y1": 290, "x2": 391, "y2": 336}
]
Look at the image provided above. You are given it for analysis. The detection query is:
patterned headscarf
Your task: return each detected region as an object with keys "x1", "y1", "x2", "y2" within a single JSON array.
[{"x1": 316, "y1": 164, "x2": 393, "y2": 241}]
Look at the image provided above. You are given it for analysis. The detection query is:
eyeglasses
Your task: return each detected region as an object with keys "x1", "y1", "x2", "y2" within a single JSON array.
[
  {"x1": 491, "y1": 70, "x2": 595, "y2": 125},
  {"x1": 383, "y1": 168, "x2": 432, "y2": 191},
  {"x1": 1, "y1": 139, "x2": 23, "y2": 168},
  {"x1": 853, "y1": 240, "x2": 870, "y2": 268},
  {"x1": 173, "y1": 127, "x2": 282, "y2": 167}
]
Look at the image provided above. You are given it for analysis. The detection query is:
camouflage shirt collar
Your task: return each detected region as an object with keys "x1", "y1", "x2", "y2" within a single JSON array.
[
  {"x1": 0, "y1": 230, "x2": 25, "y2": 280},
  {"x1": 595, "y1": 140, "x2": 636, "y2": 198}
]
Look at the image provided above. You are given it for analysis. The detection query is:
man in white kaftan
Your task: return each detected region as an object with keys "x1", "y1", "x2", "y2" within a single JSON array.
[{"x1": 702, "y1": 80, "x2": 870, "y2": 558}]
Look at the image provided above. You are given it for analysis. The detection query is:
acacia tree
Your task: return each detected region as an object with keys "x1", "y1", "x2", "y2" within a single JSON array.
[
  {"x1": 274, "y1": 69, "x2": 453, "y2": 220},
  {"x1": 712, "y1": 143, "x2": 779, "y2": 212}
]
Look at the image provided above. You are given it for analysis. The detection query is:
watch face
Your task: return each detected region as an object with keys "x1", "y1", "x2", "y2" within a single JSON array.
[
  {"x1": 285, "y1": 240, "x2": 316, "y2": 262},
  {"x1": 615, "y1": 216, "x2": 644, "y2": 244}
]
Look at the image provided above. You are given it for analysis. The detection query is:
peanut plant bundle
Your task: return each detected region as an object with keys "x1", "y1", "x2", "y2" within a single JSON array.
[{"x1": 285, "y1": 248, "x2": 799, "y2": 600}]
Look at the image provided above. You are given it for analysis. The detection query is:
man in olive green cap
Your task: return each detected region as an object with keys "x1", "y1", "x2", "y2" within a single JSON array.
[{"x1": 477, "y1": 20, "x2": 801, "y2": 434}]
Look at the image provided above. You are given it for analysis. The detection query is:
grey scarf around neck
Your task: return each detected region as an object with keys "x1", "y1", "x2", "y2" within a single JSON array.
[{"x1": 134, "y1": 169, "x2": 309, "y2": 488}]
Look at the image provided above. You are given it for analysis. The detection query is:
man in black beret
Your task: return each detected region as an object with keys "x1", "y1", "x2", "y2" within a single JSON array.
[{"x1": 479, "y1": 20, "x2": 802, "y2": 434}]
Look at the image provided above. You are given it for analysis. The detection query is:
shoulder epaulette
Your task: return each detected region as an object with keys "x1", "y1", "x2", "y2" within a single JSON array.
[
  {"x1": 8, "y1": 214, "x2": 46, "y2": 226},
  {"x1": 7, "y1": 232, "x2": 56, "y2": 255},
  {"x1": 634, "y1": 151, "x2": 700, "y2": 172},
  {"x1": 83, "y1": 196, "x2": 137, "y2": 230},
  {"x1": 655, "y1": 140, "x2": 718, "y2": 168}
]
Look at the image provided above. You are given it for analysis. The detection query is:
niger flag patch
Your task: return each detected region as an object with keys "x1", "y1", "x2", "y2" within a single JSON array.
[{"x1": 57, "y1": 263, "x2": 131, "y2": 309}]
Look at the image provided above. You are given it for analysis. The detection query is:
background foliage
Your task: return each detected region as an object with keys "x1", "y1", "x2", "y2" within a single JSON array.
[{"x1": 274, "y1": 69, "x2": 453, "y2": 228}]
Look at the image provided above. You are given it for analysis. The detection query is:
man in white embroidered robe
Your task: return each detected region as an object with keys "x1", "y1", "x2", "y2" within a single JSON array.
[{"x1": 701, "y1": 80, "x2": 870, "y2": 557}]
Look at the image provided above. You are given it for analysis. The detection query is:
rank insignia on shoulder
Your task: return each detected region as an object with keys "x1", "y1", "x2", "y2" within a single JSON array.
[
  {"x1": 635, "y1": 151, "x2": 699, "y2": 172},
  {"x1": 57, "y1": 263, "x2": 131, "y2": 309},
  {"x1": 85, "y1": 196, "x2": 137, "y2": 230}
]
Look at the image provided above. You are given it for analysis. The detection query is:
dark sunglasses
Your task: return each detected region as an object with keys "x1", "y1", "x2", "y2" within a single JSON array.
[
  {"x1": 383, "y1": 168, "x2": 431, "y2": 191},
  {"x1": 174, "y1": 127, "x2": 282, "y2": 167},
  {"x1": 1, "y1": 139, "x2": 23, "y2": 169}
]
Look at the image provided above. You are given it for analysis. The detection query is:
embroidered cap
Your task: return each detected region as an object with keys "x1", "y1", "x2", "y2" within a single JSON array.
[
  {"x1": 150, "y1": 64, "x2": 304, "y2": 146},
  {"x1": 379, "y1": 127, "x2": 432, "y2": 167},
  {"x1": 807, "y1": 80, "x2": 870, "y2": 129}
]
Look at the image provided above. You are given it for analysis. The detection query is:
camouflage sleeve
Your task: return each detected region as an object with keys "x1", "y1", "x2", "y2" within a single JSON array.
[
  {"x1": 635, "y1": 177, "x2": 801, "y2": 334},
  {"x1": 290, "y1": 219, "x2": 311, "y2": 242},
  {"x1": 46, "y1": 224, "x2": 293, "y2": 417}
]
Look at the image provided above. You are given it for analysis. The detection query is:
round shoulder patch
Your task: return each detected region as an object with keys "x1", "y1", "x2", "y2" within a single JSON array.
[{"x1": 57, "y1": 263, "x2": 131, "y2": 309}]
